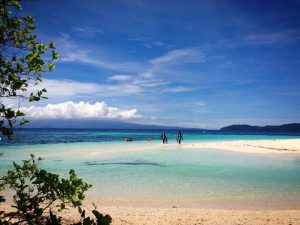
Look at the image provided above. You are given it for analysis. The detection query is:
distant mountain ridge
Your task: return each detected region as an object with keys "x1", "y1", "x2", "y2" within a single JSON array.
[
  {"x1": 22, "y1": 119, "x2": 186, "y2": 130},
  {"x1": 220, "y1": 123, "x2": 300, "y2": 131}
]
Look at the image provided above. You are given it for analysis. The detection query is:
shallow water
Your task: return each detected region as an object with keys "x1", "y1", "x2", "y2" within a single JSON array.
[
  {"x1": 1, "y1": 129, "x2": 300, "y2": 208},
  {"x1": 1, "y1": 131, "x2": 300, "y2": 206}
]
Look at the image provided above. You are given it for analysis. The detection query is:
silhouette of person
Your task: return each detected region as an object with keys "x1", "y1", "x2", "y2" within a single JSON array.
[
  {"x1": 161, "y1": 132, "x2": 168, "y2": 144},
  {"x1": 177, "y1": 131, "x2": 183, "y2": 144}
]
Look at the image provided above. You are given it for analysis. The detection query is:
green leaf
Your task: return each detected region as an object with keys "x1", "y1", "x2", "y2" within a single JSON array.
[
  {"x1": 16, "y1": 111, "x2": 26, "y2": 117},
  {"x1": 28, "y1": 94, "x2": 35, "y2": 102},
  {"x1": 20, "y1": 119, "x2": 29, "y2": 125},
  {"x1": 52, "y1": 51, "x2": 59, "y2": 60},
  {"x1": 48, "y1": 62, "x2": 55, "y2": 71},
  {"x1": 49, "y1": 41, "x2": 55, "y2": 49}
]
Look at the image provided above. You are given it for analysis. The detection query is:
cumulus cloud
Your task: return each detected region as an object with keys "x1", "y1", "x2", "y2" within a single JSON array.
[{"x1": 20, "y1": 101, "x2": 140, "y2": 120}]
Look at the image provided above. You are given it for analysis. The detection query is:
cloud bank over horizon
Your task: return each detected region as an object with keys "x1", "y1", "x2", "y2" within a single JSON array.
[{"x1": 20, "y1": 101, "x2": 140, "y2": 120}]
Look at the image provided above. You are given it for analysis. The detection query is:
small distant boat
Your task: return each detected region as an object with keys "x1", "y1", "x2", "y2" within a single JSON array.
[{"x1": 147, "y1": 137, "x2": 152, "y2": 141}]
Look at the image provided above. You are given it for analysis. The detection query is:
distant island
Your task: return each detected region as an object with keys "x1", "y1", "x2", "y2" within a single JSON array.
[
  {"x1": 220, "y1": 123, "x2": 300, "y2": 131},
  {"x1": 21, "y1": 119, "x2": 186, "y2": 130},
  {"x1": 21, "y1": 120, "x2": 300, "y2": 131}
]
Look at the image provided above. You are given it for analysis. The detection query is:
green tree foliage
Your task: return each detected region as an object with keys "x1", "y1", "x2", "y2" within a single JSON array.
[
  {"x1": 0, "y1": 155, "x2": 112, "y2": 225},
  {"x1": 0, "y1": 0, "x2": 59, "y2": 138}
]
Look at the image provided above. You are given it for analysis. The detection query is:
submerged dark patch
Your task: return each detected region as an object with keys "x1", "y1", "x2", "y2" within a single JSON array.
[{"x1": 84, "y1": 161, "x2": 163, "y2": 167}]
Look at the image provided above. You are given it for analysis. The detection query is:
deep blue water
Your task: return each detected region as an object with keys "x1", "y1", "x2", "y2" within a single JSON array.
[{"x1": 1, "y1": 128, "x2": 300, "y2": 146}]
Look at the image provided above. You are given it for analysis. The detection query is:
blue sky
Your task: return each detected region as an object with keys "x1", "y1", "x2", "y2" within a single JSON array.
[{"x1": 21, "y1": 0, "x2": 300, "y2": 128}]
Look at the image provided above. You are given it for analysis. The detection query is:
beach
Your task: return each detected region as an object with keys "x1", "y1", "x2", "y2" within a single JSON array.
[
  {"x1": 71, "y1": 207, "x2": 300, "y2": 225},
  {"x1": 1, "y1": 202, "x2": 300, "y2": 225},
  {"x1": 182, "y1": 138, "x2": 300, "y2": 154},
  {"x1": 1, "y1": 137, "x2": 300, "y2": 224}
]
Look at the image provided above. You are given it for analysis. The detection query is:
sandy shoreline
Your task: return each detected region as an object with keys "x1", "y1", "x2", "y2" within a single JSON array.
[
  {"x1": 159, "y1": 138, "x2": 300, "y2": 154},
  {"x1": 82, "y1": 138, "x2": 300, "y2": 157},
  {"x1": 1, "y1": 203, "x2": 300, "y2": 225},
  {"x1": 78, "y1": 206, "x2": 300, "y2": 225}
]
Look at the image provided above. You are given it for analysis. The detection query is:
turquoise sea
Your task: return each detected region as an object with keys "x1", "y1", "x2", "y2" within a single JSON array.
[{"x1": 1, "y1": 129, "x2": 300, "y2": 208}]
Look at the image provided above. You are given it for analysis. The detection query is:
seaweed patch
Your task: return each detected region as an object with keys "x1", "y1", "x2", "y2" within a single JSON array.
[{"x1": 84, "y1": 161, "x2": 163, "y2": 167}]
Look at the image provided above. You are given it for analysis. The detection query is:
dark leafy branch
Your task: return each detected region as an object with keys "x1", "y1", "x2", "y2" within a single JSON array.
[{"x1": 0, "y1": 155, "x2": 112, "y2": 225}]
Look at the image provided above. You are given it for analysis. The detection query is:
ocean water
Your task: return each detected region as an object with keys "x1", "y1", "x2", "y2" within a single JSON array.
[
  {"x1": 1, "y1": 128, "x2": 300, "y2": 145},
  {"x1": 1, "y1": 129, "x2": 300, "y2": 207}
]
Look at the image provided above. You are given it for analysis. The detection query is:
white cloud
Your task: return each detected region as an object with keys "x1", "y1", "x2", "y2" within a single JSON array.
[
  {"x1": 108, "y1": 75, "x2": 133, "y2": 82},
  {"x1": 152, "y1": 41, "x2": 165, "y2": 47},
  {"x1": 60, "y1": 50, "x2": 141, "y2": 72},
  {"x1": 55, "y1": 33, "x2": 203, "y2": 95},
  {"x1": 150, "y1": 47, "x2": 206, "y2": 65},
  {"x1": 57, "y1": 33, "x2": 204, "y2": 82},
  {"x1": 244, "y1": 30, "x2": 300, "y2": 45},
  {"x1": 133, "y1": 78, "x2": 170, "y2": 88},
  {"x1": 29, "y1": 79, "x2": 143, "y2": 98},
  {"x1": 73, "y1": 26, "x2": 103, "y2": 37},
  {"x1": 195, "y1": 102, "x2": 206, "y2": 107},
  {"x1": 127, "y1": 37, "x2": 166, "y2": 49},
  {"x1": 140, "y1": 69, "x2": 154, "y2": 78},
  {"x1": 20, "y1": 101, "x2": 140, "y2": 120},
  {"x1": 57, "y1": 33, "x2": 142, "y2": 72},
  {"x1": 28, "y1": 78, "x2": 190, "y2": 100},
  {"x1": 162, "y1": 86, "x2": 194, "y2": 93}
]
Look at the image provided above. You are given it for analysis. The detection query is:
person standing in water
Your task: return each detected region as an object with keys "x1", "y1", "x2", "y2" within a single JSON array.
[
  {"x1": 177, "y1": 131, "x2": 183, "y2": 144},
  {"x1": 161, "y1": 132, "x2": 168, "y2": 144}
]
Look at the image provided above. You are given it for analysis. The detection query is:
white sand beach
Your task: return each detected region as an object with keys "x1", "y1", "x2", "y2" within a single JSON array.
[
  {"x1": 76, "y1": 138, "x2": 300, "y2": 156},
  {"x1": 1, "y1": 204, "x2": 300, "y2": 225},
  {"x1": 77, "y1": 206, "x2": 300, "y2": 225},
  {"x1": 182, "y1": 138, "x2": 300, "y2": 154}
]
